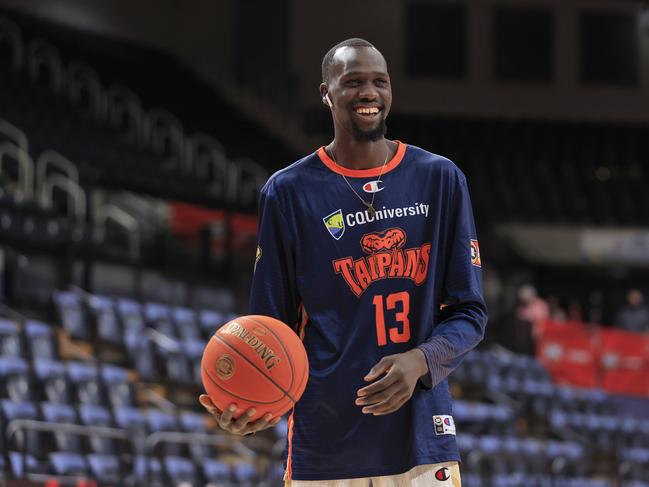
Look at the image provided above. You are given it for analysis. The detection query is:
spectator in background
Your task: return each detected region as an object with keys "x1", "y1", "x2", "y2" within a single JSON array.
[
  {"x1": 512, "y1": 284, "x2": 549, "y2": 355},
  {"x1": 548, "y1": 295, "x2": 566, "y2": 322},
  {"x1": 614, "y1": 289, "x2": 649, "y2": 333}
]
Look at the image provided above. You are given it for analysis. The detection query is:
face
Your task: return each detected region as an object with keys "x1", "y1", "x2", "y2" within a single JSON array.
[{"x1": 322, "y1": 46, "x2": 392, "y2": 142}]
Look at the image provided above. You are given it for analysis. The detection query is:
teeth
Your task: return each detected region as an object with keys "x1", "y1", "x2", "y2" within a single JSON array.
[{"x1": 355, "y1": 107, "x2": 379, "y2": 114}]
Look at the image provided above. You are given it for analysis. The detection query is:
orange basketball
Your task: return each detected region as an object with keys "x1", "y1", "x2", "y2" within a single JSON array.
[{"x1": 201, "y1": 315, "x2": 309, "y2": 421}]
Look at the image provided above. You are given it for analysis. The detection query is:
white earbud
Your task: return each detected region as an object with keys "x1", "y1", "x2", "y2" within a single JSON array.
[{"x1": 323, "y1": 93, "x2": 332, "y2": 107}]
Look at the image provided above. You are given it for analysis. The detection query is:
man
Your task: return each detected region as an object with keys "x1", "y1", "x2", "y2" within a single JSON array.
[{"x1": 200, "y1": 38, "x2": 487, "y2": 486}]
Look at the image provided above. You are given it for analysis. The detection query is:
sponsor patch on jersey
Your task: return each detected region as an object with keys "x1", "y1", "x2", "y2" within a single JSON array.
[
  {"x1": 362, "y1": 180, "x2": 384, "y2": 194},
  {"x1": 433, "y1": 415, "x2": 456, "y2": 435},
  {"x1": 435, "y1": 466, "x2": 450, "y2": 481},
  {"x1": 323, "y1": 209, "x2": 345, "y2": 240},
  {"x1": 470, "y1": 239, "x2": 481, "y2": 267}
]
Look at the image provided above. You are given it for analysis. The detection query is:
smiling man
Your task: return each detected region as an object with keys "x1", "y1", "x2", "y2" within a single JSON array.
[{"x1": 200, "y1": 38, "x2": 487, "y2": 486}]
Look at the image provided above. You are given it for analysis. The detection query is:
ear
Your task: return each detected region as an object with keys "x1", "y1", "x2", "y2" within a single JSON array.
[{"x1": 320, "y1": 83, "x2": 331, "y2": 108}]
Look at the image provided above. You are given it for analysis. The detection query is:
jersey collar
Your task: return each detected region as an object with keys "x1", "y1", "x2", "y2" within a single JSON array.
[{"x1": 317, "y1": 141, "x2": 406, "y2": 178}]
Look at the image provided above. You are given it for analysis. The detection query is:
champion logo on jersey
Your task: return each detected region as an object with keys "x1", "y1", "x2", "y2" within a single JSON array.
[
  {"x1": 435, "y1": 467, "x2": 450, "y2": 481},
  {"x1": 362, "y1": 180, "x2": 384, "y2": 194}
]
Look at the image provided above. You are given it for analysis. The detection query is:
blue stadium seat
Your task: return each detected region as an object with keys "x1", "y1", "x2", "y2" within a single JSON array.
[
  {"x1": 164, "y1": 455, "x2": 197, "y2": 484},
  {"x1": 41, "y1": 402, "x2": 80, "y2": 452},
  {"x1": 203, "y1": 459, "x2": 231, "y2": 483},
  {"x1": 1, "y1": 400, "x2": 41, "y2": 456},
  {"x1": 179, "y1": 411, "x2": 206, "y2": 433},
  {"x1": 24, "y1": 320, "x2": 57, "y2": 360},
  {"x1": 49, "y1": 451, "x2": 88, "y2": 476},
  {"x1": 173, "y1": 307, "x2": 201, "y2": 341},
  {"x1": 126, "y1": 334, "x2": 158, "y2": 382},
  {"x1": 86, "y1": 453, "x2": 121, "y2": 484},
  {"x1": 144, "y1": 302, "x2": 176, "y2": 338},
  {"x1": 0, "y1": 356, "x2": 33, "y2": 401},
  {"x1": 34, "y1": 358, "x2": 69, "y2": 403},
  {"x1": 8, "y1": 452, "x2": 40, "y2": 477},
  {"x1": 66, "y1": 361, "x2": 102, "y2": 404},
  {"x1": 233, "y1": 461, "x2": 260, "y2": 485},
  {"x1": 0, "y1": 319, "x2": 22, "y2": 357},
  {"x1": 134, "y1": 456, "x2": 163, "y2": 485},
  {"x1": 101, "y1": 364, "x2": 135, "y2": 408},
  {"x1": 117, "y1": 298, "x2": 144, "y2": 347},
  {"x1": 78, "y1": 404, "x2": 115, "y2": 454},
  {"x1": 87, "y1": 295, "x2": 121, "y2": 344},
  {"x1": 182, "y1": 338, "x2": 205, "y2": 385},
  {"x1": 53, "y1": 290, "x2": 87, "y2": 340},
  {"x1": 114, "y1": 406, "x2": 146, "y2": 434},
  {"x1": 199, "y1": 309, "x2": 225, "y2": 338},
  {"x1": 146, "y1": 409, "x2": 181, "y2": 456}
]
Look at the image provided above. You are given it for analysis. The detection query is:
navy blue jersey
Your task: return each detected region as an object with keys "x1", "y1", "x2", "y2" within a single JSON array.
[{"x1": 250, "y1": 141, "x2": 487, "y2": 480}]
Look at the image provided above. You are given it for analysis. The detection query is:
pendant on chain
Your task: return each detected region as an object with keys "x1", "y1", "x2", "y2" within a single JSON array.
[{"x1": 364, "y1": 201, "x2": 377, "y2": 217}]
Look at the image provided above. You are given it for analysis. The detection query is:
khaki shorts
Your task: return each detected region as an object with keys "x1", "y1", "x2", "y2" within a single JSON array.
[{"x1": 286, "y1": 461, "x2": 461, "y2": 487}]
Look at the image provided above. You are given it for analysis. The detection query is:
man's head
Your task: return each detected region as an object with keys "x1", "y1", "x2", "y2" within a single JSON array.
[{"x1": 320, "y1": 38, "x2": 391, "y2": 143}]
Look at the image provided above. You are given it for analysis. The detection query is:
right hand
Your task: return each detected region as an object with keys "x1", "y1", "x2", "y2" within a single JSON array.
[{"x1": 199, "y1": 394, "x2": 281, "y2": 436}]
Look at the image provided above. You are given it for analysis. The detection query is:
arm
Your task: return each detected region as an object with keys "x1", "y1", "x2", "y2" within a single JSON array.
[{"x1": 417, "y1": 177, "x2": 487, "y2": 389}]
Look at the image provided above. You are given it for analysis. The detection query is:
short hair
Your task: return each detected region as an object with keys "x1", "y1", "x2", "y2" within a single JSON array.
[{"x1": 321, "y1": 38, "x2": 378, "y2": 83}]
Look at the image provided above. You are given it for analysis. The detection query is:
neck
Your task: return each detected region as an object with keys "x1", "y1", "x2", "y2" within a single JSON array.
[{"x1": 328, "y1": 137, "x2": 392, "y2": 170}]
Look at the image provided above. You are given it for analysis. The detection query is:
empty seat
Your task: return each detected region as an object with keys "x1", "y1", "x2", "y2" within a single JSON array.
[
  {"x1": 41, "y1": 401, "x2": 80, "y2": 452},
  {"x1": 117, "y1": 298, "x2": 144, "y2": 348},
  {"x1": 1, "y1": 399, "x2": 42, "y2": 457},
  {"x1": 53, "y1": 291, "x2": 88, "y2": 340},
  {"x1": 78, "y1": 404, "x2": 115, "y2": 454},
  {"x1": 203, "y1": 459, "x2": 231, "y2": 483},
  {"x1": 146, "y1": 408, "x2": 181, "y2": 456},
  {"x1": 199, "y1": 310, "x2": 225, "y2": 338},
  {"x1": 0, "y1": 319, "x2": 22, "y2": 357},
  {"x1": 144, "y1": 302, "x2": 176, "y2": 337},
  {"x1": 24, "y1": 320, "x2": 57, "y2": 360},
  {"x1": 101, "y1": 364, "x2": 135, "y2": 408},
  {"x1": 86, "y1": 453, "x2": 122, "y2": 484},
  {"x1": 66, "y1": 361, "x2": 101, "y2": 404},
  {"x1": 0, "y1": 356, "x2": 33, "y2": 401},
  {"x1": 87, "y1": 295, "x2": 121, "y2": 344},
  {"x1": 173, "y1": 307, "x2": 200, "y2": 341},
  {"x1": 49, "y1": 451, "x2": 88, "y2": 476},
  {"x1": 233, "y1": 462, "x2": 260, "y2": 485},
  {"x1": 164, "y1": 455, "x2": 197, "y2": 484},
  {"x1": 34, "y1": 358, "x2": 70, "y2": 403},
  {"x1": 182, "y1": 338, "x2": 205, "y2": 386}
]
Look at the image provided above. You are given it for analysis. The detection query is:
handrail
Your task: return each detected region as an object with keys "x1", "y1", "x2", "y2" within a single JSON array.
[
  {"x1": 185, "y1": 132, "x2": 229, "y2": 188},
  {"x1": 0, "y1": 141, "x2": 34, "y2": 199},
  {"x1": 6, "y1": 418, "x2": 132, "y2": 483},
  {"x1": 0, "y1": 16, "x2": 24, "y2": 71},
  {"x1": 36, "y1": 149, "x2": 79, "y2": 189},
  {"x1": 39, "y1": 173, "x2": 87, "y2": 220},
  {"x1": 94, "y1": 205, "x2": 141, "y2": 260},
  {"x1": 0, "y1": 118, "x2": 28, "y2": 151},
  {"x1": 143, "y1": 430, "x2": 256, "y2": 486},
  {"x1": 66, "y1": 61, "x2": 104, "y2": 119},
  {"x1": 228, "y1": 157, "x2": 268, "y2": 206},
  {"x1": 105, "y1": 84, "x2": 143, "y2": 142},
  {"x1": 147, "y1": 108, "x2": 185, "y2": 164},
  {"x1": 26, "y1": 38, "x2": 64, "y2": 93}
]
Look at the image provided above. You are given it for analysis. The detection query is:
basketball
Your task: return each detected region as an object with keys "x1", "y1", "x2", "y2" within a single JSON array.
[{"x1": 201, "y1": 315, "x2": 309, "y2": 421}]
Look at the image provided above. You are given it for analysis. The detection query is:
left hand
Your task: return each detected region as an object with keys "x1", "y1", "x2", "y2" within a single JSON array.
[{"x1": 356, "y1": 349, "x2": 429, "y2": 416}]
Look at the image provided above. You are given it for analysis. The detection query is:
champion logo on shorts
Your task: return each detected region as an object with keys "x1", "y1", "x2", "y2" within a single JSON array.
[
  {"x1": 435, "y1": 467, "x2": 450, "y2": 481},
  {"x1": 433, "y1": 415, "x2": 456, "y2": 435}
]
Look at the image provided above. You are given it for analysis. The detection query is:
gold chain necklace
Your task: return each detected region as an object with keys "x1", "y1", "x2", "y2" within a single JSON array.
[{"x1": 328, "y1": 144, "x2": 390, "y2": 217}]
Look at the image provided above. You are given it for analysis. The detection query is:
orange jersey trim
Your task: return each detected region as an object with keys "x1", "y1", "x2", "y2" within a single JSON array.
[
  {"x1": 317, "y1": 140, "x2": 406, "y2": 178},
  {"x1": 284, "y1": 411, "x2": 296, "y2": 482}
]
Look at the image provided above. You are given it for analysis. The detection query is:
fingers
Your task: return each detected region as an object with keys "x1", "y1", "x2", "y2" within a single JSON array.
[
  {"x1": 363, "y1": 356, "x2": 394, "y2": 382},
  {"x1": 357, "y1": 371, "x2": 399, "y2": 397},
  {"x1": 360, "y1": 392, "x2": 410, "y2": 415},
  {"x1": 198, "y1": 396, "x2": 282, "y2": 435}
]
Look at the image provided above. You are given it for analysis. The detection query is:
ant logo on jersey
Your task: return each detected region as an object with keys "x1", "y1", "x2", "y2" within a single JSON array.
[
  {"x1": 333, "y1": 227, "x2": 431, "y2": 297},
  {"x1": 323, "y1": 209, "x2": 345, "y2": 240}
]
